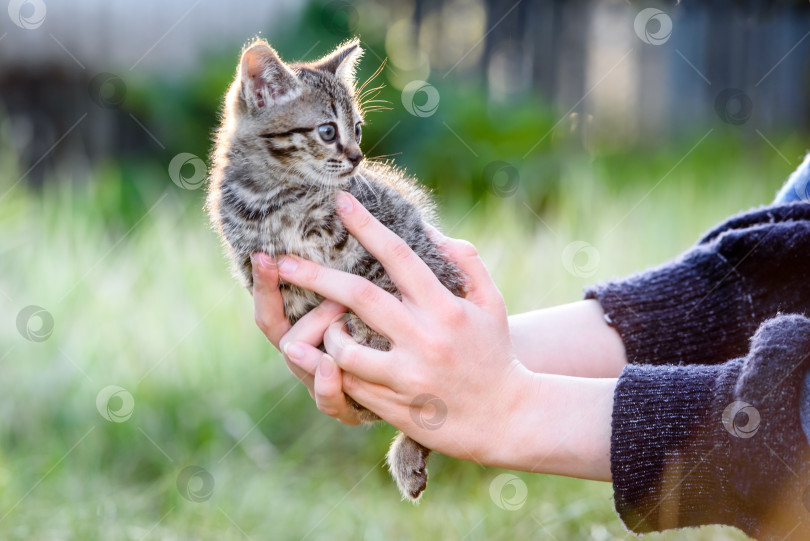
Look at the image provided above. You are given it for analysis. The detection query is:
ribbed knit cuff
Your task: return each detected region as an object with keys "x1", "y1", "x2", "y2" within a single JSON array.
[
  {"x1": 611, "y1": 315, "x2": 810, "y2": 540},
  {"x1": 585, "y1": 245, "x2": 756, "y2": 366},
  {"x1": 611, "y1": 361, "x2": 741, "y2": 532}
]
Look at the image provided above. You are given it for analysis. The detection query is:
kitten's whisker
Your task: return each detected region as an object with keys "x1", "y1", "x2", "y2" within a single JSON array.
[
  {"x1": 358, "y1": 84, "x2": 385, "y2": 101},
  {"x1": 356, "y1": 171, "x2": 379, "y2": 201},
  {"x1": 279, "y1": 164, "x2": 296, "y2": 184},
  {"x1": 304, "y1": 173, "x2": 317, "y2": 200},
  {"x1": 360, "y1": 104, "x2": 392, "y2": 113},
  {"x1": 358, "y1": 92, "x2": 387, "y2": 110},
  {"x1": 356, "y1": 58, "x2": 387, "y2": 96},
  {"x1": 317, "y1": 172, "x2": 329, "y2": 208},
  {"x1": 360, "y1": 103, "x2": 393, "y2": 110},
  {"x1": 358, "y1": 87, "x2": 387, "y2": 111},
  {"x1": 364, "y1": 154, "x2": 402, "y2": 165},
  {"x1": 360, "y1": 107, "x2": 393, "y2": 115},
  {"x1": 314, "y1": 168, "x2": 332, "y2": 209}
]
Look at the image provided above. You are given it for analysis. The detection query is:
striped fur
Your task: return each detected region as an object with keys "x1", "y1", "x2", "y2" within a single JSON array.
[{"x1": 206, "y1": 39, "x2": 465, "y2": 501}]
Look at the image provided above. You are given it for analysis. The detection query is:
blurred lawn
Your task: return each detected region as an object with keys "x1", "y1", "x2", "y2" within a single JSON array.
[{"x1": 1, "y1": 103, "x2": 799, "y2": 539}]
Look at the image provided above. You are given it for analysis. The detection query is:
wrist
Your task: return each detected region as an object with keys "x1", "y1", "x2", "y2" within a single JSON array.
[
  {"x1": 483, "y1": 367, "x2": 615, "y2": 482},
  {"x1": 479, "y1": 363, "x2": 543, "y2": 470}
]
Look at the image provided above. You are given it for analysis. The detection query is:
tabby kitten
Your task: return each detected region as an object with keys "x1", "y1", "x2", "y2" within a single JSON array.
[{"x1": 206, "y1": 38, "x2": 465, "y2": 501}]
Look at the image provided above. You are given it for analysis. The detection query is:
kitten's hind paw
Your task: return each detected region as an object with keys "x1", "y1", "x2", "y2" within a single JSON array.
[{"x1": 387, "y1": 432, "x2": 431, "y2": 502}]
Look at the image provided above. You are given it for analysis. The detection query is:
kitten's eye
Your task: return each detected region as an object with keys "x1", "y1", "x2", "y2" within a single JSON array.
[
  {"x1": 354, "y1": 123, "x2": 362, "y2": 143},
  {"x1": 318, "y1": 123, "x2": 337, "y2": 142}
]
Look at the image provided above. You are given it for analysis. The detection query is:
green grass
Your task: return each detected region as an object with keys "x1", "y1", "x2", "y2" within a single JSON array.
[{"x1": 0, "y1": 130, "x2": 799, "y2": 539}]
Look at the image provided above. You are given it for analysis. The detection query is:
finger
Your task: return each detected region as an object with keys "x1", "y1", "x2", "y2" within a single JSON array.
[
  {"x1": 426, "y1": 227, "x2": 503, "y2": 310},
  {"x1": 279, "y1": 299, "x2": 347, "y2": 352},
  {"x1": 335, "y1": 191, "x2": 447, "y2": 305},
  {"x1": 276, "y1": 255, "x2": 417, "y2": 340},
  {"x1": 339, "y1": 369, "x2": 399, "y2": 423},
  {"x1": 323, "y1": 319, "x2": 396, "y2": 387},
  {"x1": 314, "y1": 354, "x2": 362, "y2": 425},
  {"x1": 277, "y1": 300, "x2": 344, "y2": 402},
  {"x1": 282, "y1": 341, "x2": 324, "y2": 376},
  {"x1": 252, "y1": 252, "x2": 291, "y2": 348}
]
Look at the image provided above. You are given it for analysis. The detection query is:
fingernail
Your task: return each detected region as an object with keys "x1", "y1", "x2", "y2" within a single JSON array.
[
  {"x1": 319, "y1": 354, "x2": 335, "y2": 377},
  {"x1": 283, "y1": 341, "x2": 305, "y2": 362},
  {"x1": 277, "y1": 256, "x2": 298, "y2": 274},
  {"x1": 335, "y1": 191, "x2": 353, "y2": 214},
  {"x1": 251, "y1": 252, "x2": 273, "y2": 270}
]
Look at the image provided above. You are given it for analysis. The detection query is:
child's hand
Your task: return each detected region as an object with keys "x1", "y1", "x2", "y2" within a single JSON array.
[
  {"x1": 254, "y1": 193, "x2": 615, "y2": 480},
  {"x1": 275, "y1": 191, "x2": 531, "y2": 465}
]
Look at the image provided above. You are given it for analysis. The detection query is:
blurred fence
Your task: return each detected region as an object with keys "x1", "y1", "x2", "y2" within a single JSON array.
[
  {"x1": 0, "y1": 0, "x2": 303, "y2": 184},
  {"x1": 403, "y1": 0, "x2": 810, "y2": 144},
  {"x1": 1, "y1": 0, "x2": 808, "y2": 184}
]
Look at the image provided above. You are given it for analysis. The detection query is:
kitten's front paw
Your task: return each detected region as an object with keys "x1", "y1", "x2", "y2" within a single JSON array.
[
  {"x1": 345, "y1": 394, "x2": 380, "y2": 424},
  {"x1": 387, "y1": 432, "x2": 431, "y2": 502}
]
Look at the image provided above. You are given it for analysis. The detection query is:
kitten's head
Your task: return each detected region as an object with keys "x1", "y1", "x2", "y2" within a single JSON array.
[{"x1": 226, "y1": 39, "x2": 365, "y2": 186}]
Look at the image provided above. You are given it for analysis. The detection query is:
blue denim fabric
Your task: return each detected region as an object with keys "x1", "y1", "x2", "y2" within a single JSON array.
[
  {"x1": 802, "y1": 368, "x2": 810, "y2": 446},
  {"x1": 774, "y1": 153, "x2": 810, "y2": 204}
]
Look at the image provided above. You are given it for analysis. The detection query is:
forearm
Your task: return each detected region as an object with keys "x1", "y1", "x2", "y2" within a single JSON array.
[
  {"x1": 484, "y1": 368, "x2": 615, "y2": 482},
  {"x1": 509, "y1": 300, "x2": 627, "y2": 378}
]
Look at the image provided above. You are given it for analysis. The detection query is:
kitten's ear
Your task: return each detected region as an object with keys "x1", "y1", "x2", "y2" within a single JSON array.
[
  {"x1": 239, "y1": 42, "x2": 300, "y2": 109},
  {"x1": 311, "y1": 39, "x2": 363, "y2": 88}
]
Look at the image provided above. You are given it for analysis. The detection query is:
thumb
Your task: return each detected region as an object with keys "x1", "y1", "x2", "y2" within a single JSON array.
[
  {"x1": 426, "y1": 225, "x2": 504, "y2": 311},
  {"x1": 252, "y1": 252, "x2": 291, "y2": 347}
]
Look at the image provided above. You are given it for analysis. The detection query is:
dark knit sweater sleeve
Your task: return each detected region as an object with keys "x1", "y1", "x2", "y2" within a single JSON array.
[
  {"x1": 591, "y1": 203, "x2": 810, "y2": 538},
  {"x1": 611, "y1": 315, "x2": 810, "y2": 539},
  {"x1": 585, "y1": 203, "x2": 810, "y2": 366}
]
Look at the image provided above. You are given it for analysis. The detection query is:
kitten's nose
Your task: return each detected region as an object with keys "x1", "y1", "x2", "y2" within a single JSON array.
[{"x1": 346, "y1": 147, "x2": 362, "y2": 167}]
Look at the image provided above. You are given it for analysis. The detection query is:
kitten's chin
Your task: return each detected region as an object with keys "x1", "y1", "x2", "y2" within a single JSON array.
[
  {"x1": 309, "y1": 171, "x2": 352, "y2": 188},
  {"x1": 322, "y1": 168, "x2": 357, "y2": 182},
  {"x1": 334, "y1": 174, "x2": 354, "y2": 187}
]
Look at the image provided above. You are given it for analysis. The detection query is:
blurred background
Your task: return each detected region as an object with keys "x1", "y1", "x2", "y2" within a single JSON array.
[{"x1": 1, "y1": 0, "x2": 808, "y2": 539}]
